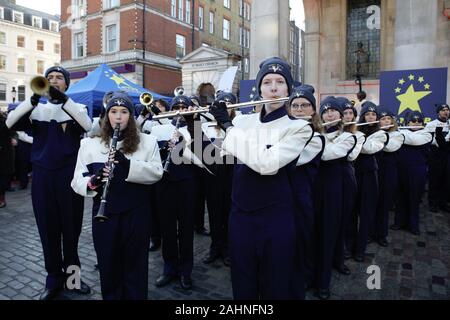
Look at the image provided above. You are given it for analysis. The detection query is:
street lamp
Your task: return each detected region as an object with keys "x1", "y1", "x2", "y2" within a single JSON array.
[
  {"x1": 354, "y1": 41, "x2": 366, "y2": 94},
  {"x1": 11, "y1": 87, "x2": 16, "y2": 104}
]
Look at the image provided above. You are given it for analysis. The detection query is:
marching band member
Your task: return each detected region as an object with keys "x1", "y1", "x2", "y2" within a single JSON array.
[
  {"x1": 337, "y1": 97, "x2": 364, "y2": 263},
  {"x1": 209, "y1": 57, "x2": 313, "y2": 300},
  {"x1": 71, "y1": 93, "x2": 163, "y2": 299},
  {"x1": 315, "y1": 96, "x2": 356, "y2": 300},
  {"x1": 425, "y1": 103, "x2": 450, "y2": 213},
  {"x1": 152, "y1": 95, "x2": 210, "y2": 290},
  {"x1": 353, "y1": 102, "x2": 387, "y2": 262},
  {"x1": 201, "y1": 92, "x2": 237, "y2": 266},
  {"x1": 287, "y1": 85, "x2": 324, "y2": 294},
  {"x1": 6, "y1": 66, "x2": 92, "y2": 300},
  {"x1": 374, "y1": 107, "x2": 404, "y2": 247},
  {"x1": 137, "y1": 99, "x2": 170, "y2": 134},
  {"x1": 392, "y1": 111, "x2": 432, "y2": 235}
]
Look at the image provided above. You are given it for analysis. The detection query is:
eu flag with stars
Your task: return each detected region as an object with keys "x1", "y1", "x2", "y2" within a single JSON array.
[{"x1": 380, "y1": 67, "x2": 447, "y2": 123}]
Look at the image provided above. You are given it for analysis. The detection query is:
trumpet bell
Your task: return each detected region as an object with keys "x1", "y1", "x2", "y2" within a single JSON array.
[
  {"x1": 30, "y1": 76, "x2": 50, "y2": 96},
  {"x1": 174, "y1": 86, "x2": 185, "y2": 96},
  {"x1": 140, "y1": 92, "x2": 154, "y2": 106}
]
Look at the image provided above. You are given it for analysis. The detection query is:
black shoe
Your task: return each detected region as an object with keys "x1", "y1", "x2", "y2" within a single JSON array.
[
  {"x1": 354, "y1": 254, "x2": 364, "y2": 262},
  {"x1": 195, "y1": 227, "x2": 210, "y2": 236},
  {"x1": 39, "y1": 287, "x2": 61, "y2": 300},
  {"x1": 203, "y1": 252, "x2": 220, "y2": 264},
  {"x1": 410, "y1": 229, "x2": 421, "y2": 236},
  {"x1": 390, "y1": 224, "x2": 402, "y2": 231},
  {"x1": 155, "y1": 274, "x2": 176, "y2": 287},
  {"x1": 65, "y1": 280, "x2": 91, "y2": 295},
  {"x1": 149, "y1": 240, "x2": 161, "y2": 252},
  {"x1": 180, "y1": 275, "x2": 192, "y2": 290},
  {"x1": 429, "y1": 205, "x2": 439, "y2": 213},
  {"x1": 317, "y1": 288, "x2": 330, "y2": 300},
  {"x1": 334, "y1": 264, "x2": 351, "y2": 275},
  {"x1": 367, "y1": 236, "x2": 375, "y2": 244},
  {"x1": 439, "y1": 204, "x2": 450, "y2": 213},
  {"x1": 223, "y1": 256, "x2": 231, "y2": 267},
  {"x1": 377, "y1": 238, "x2": 388, "y2": 247},
  {"x1": 344, "y1": 251, "x2": 352, "y2": 260}
]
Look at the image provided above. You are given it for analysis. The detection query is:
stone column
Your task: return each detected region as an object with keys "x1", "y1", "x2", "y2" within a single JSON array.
[
  {"x1": 393, "y1": 0, "x2": 438, "y2": 70},
  {"x1": 249, "y1": 0, "x2": 290, "y2": 78}
]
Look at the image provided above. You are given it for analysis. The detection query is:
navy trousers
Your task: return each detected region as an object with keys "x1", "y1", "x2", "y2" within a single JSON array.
[
  {"x1": 156, "y1": 177, "x2": 197, "y2": 277},
  {"x1": 395, "y1": 164, "x2": 427, "y2": 232},
  {"x1": 343, "y1": 162, "x2": 358, "y2": 255},
  {"x1": 15, "y1": 141, "x2": 32, "y2": 188},
  {"x1": 428, "y1": 147, "x2": 448, "y2": 207},
  {"x1": 31, "y1": 165, "x2": 84, "y2": 289},
  {"x1": 229, "y1": 201, "x2": 298, "y2": 300}
]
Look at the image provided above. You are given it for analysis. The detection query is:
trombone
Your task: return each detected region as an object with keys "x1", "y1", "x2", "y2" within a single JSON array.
[{"x1": 152, "y1": 97, "x2": 290, "y2": 120}]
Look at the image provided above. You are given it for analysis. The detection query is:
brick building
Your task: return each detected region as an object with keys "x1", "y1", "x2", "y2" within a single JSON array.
[{"x1": 60, "y1": 0, "x2": 251, "y2": 96}]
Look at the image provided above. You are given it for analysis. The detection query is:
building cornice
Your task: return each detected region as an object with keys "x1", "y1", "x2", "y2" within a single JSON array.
[{"x1": 0, "y1": 19, "x2": 60, "y2": 37}]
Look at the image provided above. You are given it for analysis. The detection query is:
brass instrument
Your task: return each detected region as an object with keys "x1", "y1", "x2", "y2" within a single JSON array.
[
  {"x1": 174, "y1": 86, "x2": 185, "y2": 96},
  {"x1": 30, "y1": 76, "x2": 50, "y2": 96},
  {"x1": 139, "y1": 92, "x2": 154, "y2": 112},
  {"x1": 94, "y1": 123, "x2": 121, "y2": 222},
  {"x1": 152, "y1": 97, "x2": 290, "y2": 120}
]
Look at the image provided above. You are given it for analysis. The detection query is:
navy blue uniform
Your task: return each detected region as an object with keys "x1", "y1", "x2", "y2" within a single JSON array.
[{"x1": 7, "y1": 98, "x2": 92, "y2": 290}]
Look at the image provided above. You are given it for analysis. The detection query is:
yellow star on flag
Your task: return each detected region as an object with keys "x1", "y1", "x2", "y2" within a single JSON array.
[
  {"x1": 395, "y1": 87, "x2": 401, "y2": 93},
  {"x1": 424, "y1": 83, "x2": 430, "y2": 90},
  {"x1": 418, "y1": 76, "x2": 424, "y2": 83},
  {"x1": 398, "y1": 79, "x2": 405, "y2": 85},
  {"x1": 396, "y1": 84, "x2": 432, "y2": 114},
  {"x1": 408, "y1": 74, "x2": 415, "y2": 81},
  {"x1": 110, "y1": 74, "x2": 125, "y2": 85}
]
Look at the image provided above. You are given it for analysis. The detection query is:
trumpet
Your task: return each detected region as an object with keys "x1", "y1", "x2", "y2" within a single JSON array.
[
  {"x1": 174, "y1": 86, "x2": 185, "y2": 96},
  {"x1": 30, "y1": 76, "x2": 50, "y2": 96},
  {"x1": 140, "y1": 92, "x2": 154, "y2": 112},
  {"x1": 152, "y1": 97, "x2": 290, "y2": 120}
]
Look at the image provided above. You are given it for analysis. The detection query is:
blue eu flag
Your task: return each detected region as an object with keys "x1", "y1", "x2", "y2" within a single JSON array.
[{"x1": 379, "y1": 67, "x2": 447, "y2": 122}]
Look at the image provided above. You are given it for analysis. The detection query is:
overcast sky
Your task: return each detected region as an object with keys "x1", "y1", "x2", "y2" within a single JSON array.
[{"x1": 16, "y1": 0, "x2": 305, "y2": 29}]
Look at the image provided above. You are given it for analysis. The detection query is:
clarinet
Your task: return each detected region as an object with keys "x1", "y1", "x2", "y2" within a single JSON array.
[
  {"x1": 163, "y1": 116, "x2": 182, "y2": 173},
  {"x1": 94, "y1": 123, "x2": 121, "y2": 222}
]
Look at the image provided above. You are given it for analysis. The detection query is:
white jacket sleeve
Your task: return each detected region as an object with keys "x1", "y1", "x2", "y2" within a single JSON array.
[
  {"x1": 5, "y1": 98, "x2": 34, "y2": 129},
  {"x1": 322, "y1": 132, "x2": 356, "y2": 161},
  {"x1": 403, "y1": 129, "x2": 433, "y2": 146},
  {"x1": 126, "y1": 135, "x2": 164, "y2": 184},
  {"x1": 61, "y1": 98, "x2": 92, "y2": 132},
  {"x1": 222, "y1": 123, "x2": 313, "y2": 175},
  {"x1": 347, "y1": 131, "x2": 366, "y2": 161},
  {"x1": 384, "y1": 131, "x2": 405, "y2": 152},
  {"x1": 71, "y1": 139, "x2": 98, "y2": 198},
  {"x1": 361, "y1": 130, "x2": 388, "y2": 154},
  {"x1": 16, "y1": 131, "x2": 33, "y2": 144}
]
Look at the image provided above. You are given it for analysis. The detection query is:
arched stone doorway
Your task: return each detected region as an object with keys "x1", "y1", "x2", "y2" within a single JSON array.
[{"x1": 197, "y1": 83, "x2": 216, "y2": 107}]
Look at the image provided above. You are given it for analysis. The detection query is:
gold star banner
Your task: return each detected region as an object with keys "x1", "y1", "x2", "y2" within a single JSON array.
[{"x1": 380, "y1": 67, "x2": 448, "y2": 121}]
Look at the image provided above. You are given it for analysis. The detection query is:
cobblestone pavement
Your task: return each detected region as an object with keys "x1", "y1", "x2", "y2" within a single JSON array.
[{"x1": 0, "y1": 187, "x2": 449, "y2": 300}]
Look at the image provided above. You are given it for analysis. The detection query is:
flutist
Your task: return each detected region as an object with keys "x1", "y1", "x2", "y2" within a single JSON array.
[
  {"x1": 6, "y1": 66, "x2": 92, "y2": 300},
  {"x1": 71, "y1": 93, "x2": 163, "y2": 300}
]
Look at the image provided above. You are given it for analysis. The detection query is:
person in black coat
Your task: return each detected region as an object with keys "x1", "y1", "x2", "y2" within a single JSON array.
[{"x1": 0, "y1": 111, "x2": 15, "y2": 208}]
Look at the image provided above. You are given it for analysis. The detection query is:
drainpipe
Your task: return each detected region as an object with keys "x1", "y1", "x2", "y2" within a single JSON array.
[
  {"x1": 142, "y1": 0, "x2": 146, "y2": 87},
  {"x1": 191, "y1": 0, "x2": 195, "y2": 51}
]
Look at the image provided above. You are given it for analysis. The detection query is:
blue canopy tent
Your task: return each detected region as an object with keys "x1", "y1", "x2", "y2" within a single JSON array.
[{"x1": 66, "y1": 63, "x2": 171, "y2": 118}]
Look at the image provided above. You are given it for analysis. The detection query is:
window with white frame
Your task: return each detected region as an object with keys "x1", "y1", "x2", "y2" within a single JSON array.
[
  {"x1": 18, "y1": 85, "x2": 25, "y2": 102},
  {"x1": 198, "y1": 6, "x2": 204, "y2": 29},
  {"x1": 224, "y1": 0, "x2": 230, "y2": 9},
  {"x1": 0, "y1": 55, "x2": 6, "y2": 70},
  {"x1": 238, "y1": 0, "x2": 243, "y2": 16},
  {"x1": 185, "y1": 0, "x2": 191, "y2": 23},
  {"x1": 37, "y1": 40, "x2": 44, "y2": 51},
  {"x1": 74, "y1": 32, "x2": 84, "y2": 58},
  {"x1": 0, "y1": 83, "x2": 6, "y2": 101},
  {"x1": 17, "y1": 36, "x2": 25, "y2": 48},
  {"x1": 239, "y1": 26, "x2": 242, "y2": 46},
  {"x1": 32, "y1": 16, "x2": 42, "y2": 28},
  {"x1": 171, "y1": 0, "x2": 176, "y2": 17},
  {"x1": 244, "y1": 58, "x2": 249, "y2": 73},
  {"x1": 17, "y1": 58, "x2": 25, "y2": 73},
  {"x1": 237, "y1": 61, "x2": 242, "y2": 71},
  {"x1": 73, "y1": 0, "x2": 86, "y2": 18},
  {"x1": 106, "y1": 24, "x2": 117, "y2": 53},
  {"x1": 223, "y1": 18, "x2": 230, "y2": 40},
  {"x1": 0, "y1": 7, "x2": 4, "y2": 19},
  {"x1": 104, "y1": 0, "x2": 119, "y2": 9},
  {"x1": 178, "y1": 0, "x2": 184, "y2": 20},
  {"x1": 209, "y1": 11, "x2": 214, "y2": 34},
  {"x1": 176, "y1": 34, "x2": 185, "y2": 59},
  {"x1": 37, "y1": 60, "x2": 44, "y2": 74},
  {"x1": 13, "y1": 11, "x2": 24, "y2": 24},
  {"x1": 244, "y1": 2, "x2": 251, "y2": 20},
  {"x1": 245, "y1": 29, "x2": 250, "y2": 48},
  {"x1": 50, "y1": 21, "x2": 59, "y2": 32},
  {"x1": 0, "y1": 32, "x2": 5, "y2": 45},
  {"x1": 54, "y1": 43, "x2": 60, "y2": 54}
]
